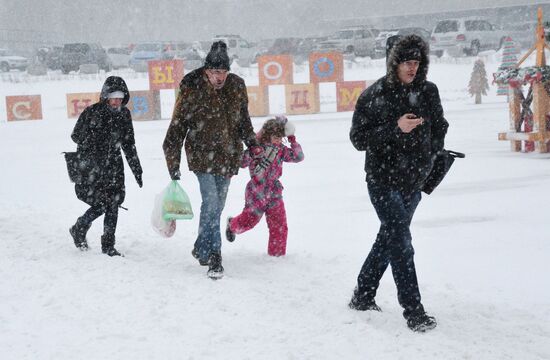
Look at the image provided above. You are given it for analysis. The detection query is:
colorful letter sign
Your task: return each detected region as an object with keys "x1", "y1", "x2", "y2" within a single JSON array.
[
  {"x1": 285, "y1": 84, "x2": 319, "y2": 115},
  {"x1": 66, "y1": 92, "x2": 100, "y2": 118},
  {"x1": 127, "y1": 90, "x2": 161, "y2": 121},
  {"x1": 336, "y1": 81, "x2": 367, "y2": 112},
  {"x1": 148, "y1": 60, "x2": 184, "y2": 90},
  {"x1": 258, "y1": 55, "x2": 293, "y2": 86},
  {"x1": 247, "y1": 86, "x2": 269, "y2": 117},
  {"x1": 6, "y1": 95, "x2": 42, "y2": 121},
  {"x1": 309, "y1": 52, "x2": 344, "y2": 83}
]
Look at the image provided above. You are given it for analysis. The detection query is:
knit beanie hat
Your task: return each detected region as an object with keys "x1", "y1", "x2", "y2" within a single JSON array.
[
  {"x1": 107, "y1": 91, "x2": 125, "y2": 99},
  {"x1": 204, "y1": 41, "x2": 231, "y2": 70}
]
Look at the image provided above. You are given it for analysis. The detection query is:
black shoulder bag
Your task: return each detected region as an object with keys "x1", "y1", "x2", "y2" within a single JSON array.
[
  {"x1": 62, "y1": 151, "x2": 89, "y2": 184},
  {"x1": 422, "y1": 150, "x2": 465, "y2": 194}
]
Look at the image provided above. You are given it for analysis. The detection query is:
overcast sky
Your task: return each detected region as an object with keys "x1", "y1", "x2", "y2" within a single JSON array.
[{"x1": 1, "y1": 0, "x2": 549, "y2": 45}]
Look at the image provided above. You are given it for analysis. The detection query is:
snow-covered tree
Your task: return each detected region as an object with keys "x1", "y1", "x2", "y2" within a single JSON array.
[{"x1": 469, "y1": 59, "x2": 489, "y2": 104}]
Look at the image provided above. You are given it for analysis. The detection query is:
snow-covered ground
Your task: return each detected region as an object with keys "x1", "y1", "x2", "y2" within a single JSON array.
[{"x1": 1, "y1": 52, "x2": 549, "y2": 359}]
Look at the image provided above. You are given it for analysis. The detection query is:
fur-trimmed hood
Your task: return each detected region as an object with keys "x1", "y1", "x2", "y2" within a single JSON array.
[
  {"x1": 100, "y1": 76, "x2": 130, "y2": 106},
  {"x1": 386, "y1": 35, "x2": 430, "y2": 87}
]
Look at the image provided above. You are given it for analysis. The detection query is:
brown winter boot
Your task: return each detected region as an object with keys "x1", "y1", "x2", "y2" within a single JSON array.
[{"x1": 101, "y1": 234, "x2": 123, "y2": 257}]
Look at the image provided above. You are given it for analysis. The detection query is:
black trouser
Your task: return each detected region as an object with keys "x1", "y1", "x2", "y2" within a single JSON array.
[
  {"x1": 76, "y1": 202, "x2": 119, "y2": 237},
  {"x1": 355, "y1": 184, "x2": 423, "y2": 318}
]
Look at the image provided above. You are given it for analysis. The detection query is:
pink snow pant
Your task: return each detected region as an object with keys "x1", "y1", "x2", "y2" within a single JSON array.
[{"x1": 230, "y1": 199, "x2": 288, "y2": 256}]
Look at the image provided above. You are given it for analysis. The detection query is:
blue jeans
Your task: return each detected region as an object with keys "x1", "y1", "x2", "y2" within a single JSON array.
[
  {"x1": 193, "y1": 173, "x2": 231, "y2": 263},
  {"x1": 355, "y1": 185, "x2": 423, "y2": 317}
]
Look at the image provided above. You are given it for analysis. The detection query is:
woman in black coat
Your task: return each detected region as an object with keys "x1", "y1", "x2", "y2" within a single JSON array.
[{"x1": 69, "y1": 76, "x2": 143, "y2": 256}]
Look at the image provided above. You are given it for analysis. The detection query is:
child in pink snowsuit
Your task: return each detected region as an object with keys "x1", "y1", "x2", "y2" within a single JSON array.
[{"x1": 226, "y1": 116, "x2": 304, "y2": 256}]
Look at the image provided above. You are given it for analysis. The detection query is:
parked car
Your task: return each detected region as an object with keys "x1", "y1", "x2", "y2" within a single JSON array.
[
  {"x1": 430, "y1": 18, "x2": 505, "y2": 57},
  {"x1": 396, "y1": 27, "x2": 431, "y2": 42},
  {"x1": 317, "y1": 26, "x2": 379, "y2": 57},
  {"x1": 266, "y1": 37, "x2": 302, "y2": 56},
  {"x1": 35, "y1": 46, "x2": 62, "y2": 70},
  {"x1": 251, "y1": 38, "x2": 276, "y2": 63},
  {"x1": 295, "y1": 36, "x2": 328, "y2": 63},
  {"x1": 374, "y1": 27, "x2": 432, "y2": 58},
  {"x1": 107, "y1": 47, "x2": 131, "y2": 69},
  {"x1": 373, "y1": 30, "x2": 398, "y2": 58},
  {"x1": 0, "y1": 48, "x2": 29, "y2": 72},
  {"x1": 174, "y1": 41, "x2": 206, "y2": 71},
  {"x1": 211, "y1": 34, "x2": 255, "y2": 66},
  {"x1": 501, "y1": 22, "x2": 539, "y2": 50},
  {"x1": 60, "y1": 43, "x2": 111, "y2": 74},
  {"x1": 129, "y1": 42, "x2": 174, "y2": 72}
]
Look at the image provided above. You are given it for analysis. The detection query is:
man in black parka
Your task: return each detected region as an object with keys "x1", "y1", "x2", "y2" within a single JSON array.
[
  {"x1": 349, "y1": 35, "x2": 448, "y2": 332},
  {"x1": 69, "y1": 76, "x2": 143, "y2": 256}
]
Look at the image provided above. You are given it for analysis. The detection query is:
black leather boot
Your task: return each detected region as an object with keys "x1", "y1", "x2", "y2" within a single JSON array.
[
  {"x1": 101, "y1": 234, "x2": 123, "y2": 257},
  {"x1": 207, "y1": 252, "x2": 224, "y2": 279},
  {"x1": 69, "y1": 222, "x2": 90, "y2": 251}
]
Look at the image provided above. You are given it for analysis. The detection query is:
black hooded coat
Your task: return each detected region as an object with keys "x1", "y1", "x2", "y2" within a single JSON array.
[
  {"x1": 71, "y1": 76, "x2": 142, "y2": 207},
  {"x1": 350, "y1": 35, "x2": 449, "y2": 193}
]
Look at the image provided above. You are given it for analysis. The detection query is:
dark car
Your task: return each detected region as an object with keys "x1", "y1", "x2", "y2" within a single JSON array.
[
  {"x1": 60, "y1": 43, "x2": 112, "y2": 74},
  {"x1": 266, "y1": 37, "x2": 302, "y2": 56},
  {"x1": 36, "y1": 46, "x2": 63, "y2": 70}
]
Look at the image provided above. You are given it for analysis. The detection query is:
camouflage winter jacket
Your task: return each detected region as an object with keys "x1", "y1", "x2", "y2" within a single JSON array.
[{"x1": 163, "y1": 67, "x2": 258, "y2": 177}]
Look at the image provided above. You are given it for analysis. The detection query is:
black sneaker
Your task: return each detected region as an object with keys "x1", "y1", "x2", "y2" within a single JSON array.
[
  {"x1": 348, "y1": 296, "x2": 382, "y2": 312},
  {"x1": 407, "y1": 312, "x2": 437, "y2": 332},
  {"x1": 225, "y1": 217, "x2": 236, "y2": 242},
  {"x1": 102, "y1": 247, "x2": 124, "y2": 257},
  {"x1": 69, "y1": 225, "x2": 89, "y2": 251},
  {"x1": 191, "y1": 248, "x2": 209, "y2": 266},
  {"x1": 207, "y1": 253, "x2": 224, "y2": 280}
]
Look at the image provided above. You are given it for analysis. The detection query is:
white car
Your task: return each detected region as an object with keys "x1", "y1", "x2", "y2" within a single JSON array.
[
  {"x1": 0, "y1": 48, "x2": 29, "y2": 72},
  {"x1": 317, "y1": 26, "x2": 379, "y2": 57},
  {"x1": 211, "y1": 35, "x2": 255, "y2": 66},
  {"x1": 107, "y1": 47, "x2": 131, "y2": 69},
  {"x1": 174, "y1": 41, "x2": 206, "y2": 71},
  {"x1": 430, "y1": 18, "x2": 505, "y2": 57}
]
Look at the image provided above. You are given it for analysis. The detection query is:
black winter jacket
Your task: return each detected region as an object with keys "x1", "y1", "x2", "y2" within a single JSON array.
[
  {"x1": 350, "y1": 35, "x2": 448, "y2": 193},
  {"x1": 71, "y1": 76, "x2": 142, "y2": 206}
]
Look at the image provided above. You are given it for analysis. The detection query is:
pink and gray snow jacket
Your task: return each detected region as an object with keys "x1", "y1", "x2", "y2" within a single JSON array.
[{"x1": 241, "y1": 139, "x2": 304, "y2": 213}]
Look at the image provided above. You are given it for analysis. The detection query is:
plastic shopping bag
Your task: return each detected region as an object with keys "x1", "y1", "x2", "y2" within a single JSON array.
[
  {"x1": 151, "y1": 189, "x2": 176, "y2": 238},
  {"x1": 162, "y1": 180, "x2": 194, "y2": 221}
]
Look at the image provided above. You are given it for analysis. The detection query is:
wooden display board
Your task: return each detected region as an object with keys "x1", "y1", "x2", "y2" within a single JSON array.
[
  {"x1": 66, "y1": 92, "x2": 100, "y2": 118},
  {"x1": 258, "y1": 55, "x2": 294, "y2": 85},
  {"x1": 127, "y1": 90, "x2": 161, "y2": 121},
  {"x1": 6, "y1": 95, "x2": 42, "y2": 121},
  {"x1": 148, "y1": 60, "x2": 185, "y2": 90},
  {"x1": 247, "y1": 86, "x2": 269, "y2": 117},
  {"x1": 308, "y1": 52, "x2": 344, "y2": 83},
  {"x1": 285, "y1": 83, "x2": 319, "y2": 115},
  {"x1": 336, "y1": 81, "x2": 368, "y2": 112}
]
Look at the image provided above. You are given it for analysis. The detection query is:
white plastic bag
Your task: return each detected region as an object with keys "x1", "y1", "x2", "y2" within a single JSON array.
[{"x1": 151, "y1": 190, "x2": 176, "y2": 238}]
